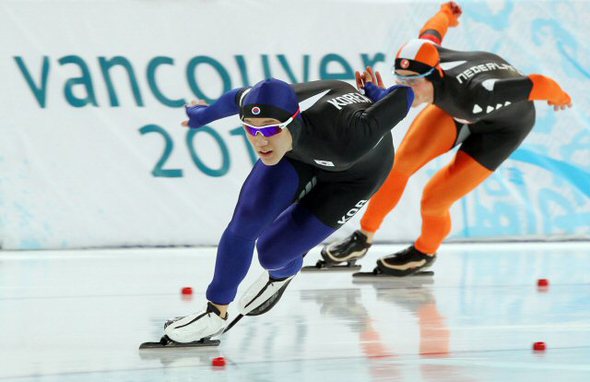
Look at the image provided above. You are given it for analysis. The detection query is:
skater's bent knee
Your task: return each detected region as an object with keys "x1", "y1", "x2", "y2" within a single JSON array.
[
  {"x1": 256, "y1": 237, "x2": 298, "y2": 271},
  {"x1": 257, "y1": 249, "x2": 284, "y2": 271},
  {"x1": 421, "y1": 189, "x2": 454, "y2": 215}
]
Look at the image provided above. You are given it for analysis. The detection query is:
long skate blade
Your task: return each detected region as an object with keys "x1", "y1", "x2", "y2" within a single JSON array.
[
  {"x1": 352, "y1": 271, "x2": 434, "y2": 287},
  {"x1": 353, "y1": 270, "x2": 434, "y2": 280},
  {"x1": 139, "y1": 336, "x2": 220, "y2": 349},
  {"x1": 222, "y1": 314, "x2": 244, "y2": 334},
  {"x1": 301, "y1": 259, "x2": 361, "y2": 272},
  {"x1": 301, "y1": 264, "x2": 362, "y2": 272}
]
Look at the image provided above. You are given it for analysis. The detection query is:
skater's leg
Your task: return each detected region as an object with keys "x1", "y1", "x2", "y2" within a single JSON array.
[
  {"x1": 235, "y1": 205, "x2": 335, "y2": 316},
  {"x1": 165, "y1": 159, "x2": 314, "y2": 343},
  {"x1": 307, "y1": 169, "x2": 393, "y2": 266},
  {"x1": 376, "y1": 116, "x2": 534, "y2": 276},
  {"x1": 415, "y1": 150, "x2": 492, "y2": 254},
  {"x1": 376, "y1": 151, "x2": 491, "y2": 276},
  {"x1": 323, "y1": 106, "x2": 459, "y2": 264},
  {"x1": 256, "y1": 204, "x2": 335, "y2": 278},
  {"x1": 414, "y1": 108, "x2": 535, "y2": 254},
  {"x1": 360, "y1": 105, "x2": 457, "y2": 238},
  {"x1": 238, "y1": 175, "x2": 384, "y2": 314},
  {"x1": 206, "y1": 159, "x2": 313, "y2": 306}
]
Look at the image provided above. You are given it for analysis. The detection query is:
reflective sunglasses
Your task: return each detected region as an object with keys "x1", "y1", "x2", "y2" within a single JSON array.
[
  {"x1": 242, "y1": 108, "x2": 300, "y2": 137},
  {"x1": 393, "y1": 67, "x2": 435, "y2": 85}
]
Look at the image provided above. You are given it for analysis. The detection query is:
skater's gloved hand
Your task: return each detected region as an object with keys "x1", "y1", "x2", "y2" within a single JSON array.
[
  {"x1": 441, "y1": 1, "x2": 462, "y2": 27},
  {"x1": 364, "y1": 83, "x2": 387, "y2": 102},
  {"x1": 365, "y1": 83, "x2": 412, "y2": 104},
  {"x1": 182, "y1": 99, "x2": 209, "y2": 128}
]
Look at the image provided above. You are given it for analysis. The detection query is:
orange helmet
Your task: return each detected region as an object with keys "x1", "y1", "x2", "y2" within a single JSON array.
[{"x1": 395, "y1": 39, "x2": 444, "y2": 80}]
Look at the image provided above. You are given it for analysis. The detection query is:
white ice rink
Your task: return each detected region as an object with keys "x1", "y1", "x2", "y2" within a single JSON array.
[{"x1": 1, "y1": 242, "x2": 590, "y2": 382}]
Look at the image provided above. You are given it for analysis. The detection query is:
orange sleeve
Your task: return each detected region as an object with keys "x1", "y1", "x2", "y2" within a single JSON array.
[
  {"x1": 419, "y1": 2, "x2": 462, "y2": 44},
  {"x1": 528, "y1": 74, "x2": 572, "y2": 106}
]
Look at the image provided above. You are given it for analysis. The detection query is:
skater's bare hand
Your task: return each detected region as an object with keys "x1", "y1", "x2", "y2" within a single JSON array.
[
  {"x1": 355, "y1": 66, "x2": 385, "y2": 90},
  {"x1": 187, "y1": 99, "x2": 207, "y2": 107},
  {"x1": 550, "y1": 101, "x2": 573, "y2": 111},
  {"x1": 182, "y1": 99, "x2": 208, "y2": 127},
  {"x1": 548, "y1": 91, "x2": 572, "y2": 112}
]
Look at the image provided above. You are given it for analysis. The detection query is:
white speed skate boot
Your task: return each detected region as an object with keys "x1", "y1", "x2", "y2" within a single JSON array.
[
  {"x1": 239, "y1": 272, "x2": 295, "y2": 316},
  {"x1": 164, "y1": 302, "x2": 227, "y2": 344}
]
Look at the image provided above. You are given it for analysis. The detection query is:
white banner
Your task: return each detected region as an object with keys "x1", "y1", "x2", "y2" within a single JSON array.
[{"x1": 0, "y1": 0, "x2": 588, "y2": 249}]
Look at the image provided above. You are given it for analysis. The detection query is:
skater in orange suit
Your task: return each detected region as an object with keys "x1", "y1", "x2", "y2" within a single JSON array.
[{"x1": 321, "y1": 1, "x2": 572, "y2": 276}]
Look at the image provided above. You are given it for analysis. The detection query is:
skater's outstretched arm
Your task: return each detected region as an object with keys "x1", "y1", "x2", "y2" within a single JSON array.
[
  {"x1": 527, "y1": 74, "x2": 573, "y2": 111},
  {"x1": 418, "y1": 1, "x2": 463, "y2": 45},
  {"x1": 182, "y1": 87, "x2": 246, "y2": 129},
  {"x1": 465, "y1": 74, "x2": 572, "y2": 119},
  {"x1": 341, "y1": 83, "x2": 414, "y2": 159}
]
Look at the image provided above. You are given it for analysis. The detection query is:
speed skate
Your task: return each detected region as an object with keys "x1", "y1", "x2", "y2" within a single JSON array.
[
  {"x1": 301, "y1": 259, "x2": 361, "y2": 272},
  {"x1": 353, "y1": 266, "x2": 434, "y2": 279},
  {"x1": 139, "y1": 335, "x2": 220, "y2": 349},
  {"x1": 304, "y1": 231, "x2": 371, "y2": 272}
]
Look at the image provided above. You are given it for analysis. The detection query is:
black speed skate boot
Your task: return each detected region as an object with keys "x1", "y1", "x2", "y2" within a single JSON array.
[
  {"x1": 376, "y1": 245, "x2": 436, "y2": 277},
  {"x1": 303, "y1": 230, "x2": 371, "y2": 271}
]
